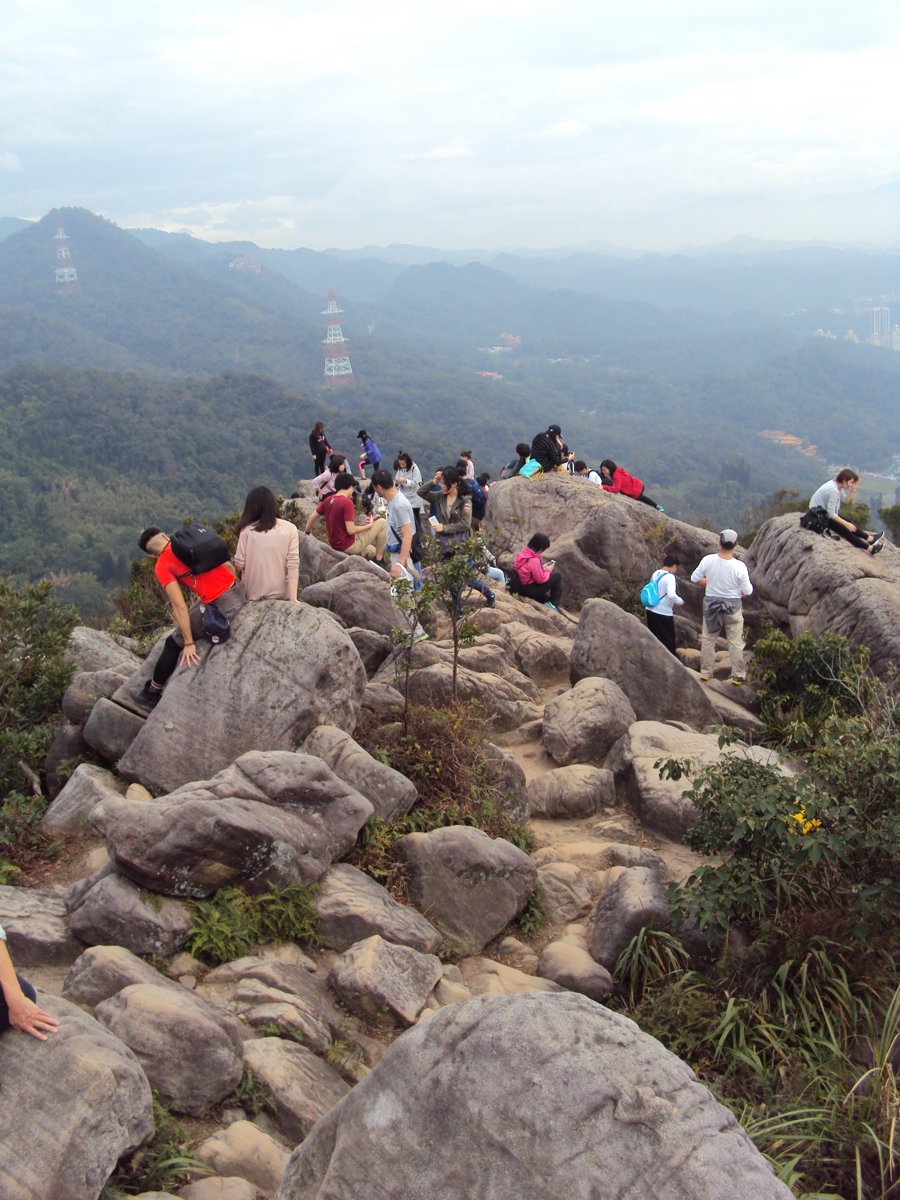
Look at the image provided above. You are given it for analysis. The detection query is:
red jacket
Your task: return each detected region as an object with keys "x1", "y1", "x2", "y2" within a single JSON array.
[{"x1": 602, "y1": 466, "x2": 643, "y2": 499}]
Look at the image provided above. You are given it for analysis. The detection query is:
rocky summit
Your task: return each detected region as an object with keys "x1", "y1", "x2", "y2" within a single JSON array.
[{"x1": 1, "y1": 476, "x2": 896, "y2": 1199}]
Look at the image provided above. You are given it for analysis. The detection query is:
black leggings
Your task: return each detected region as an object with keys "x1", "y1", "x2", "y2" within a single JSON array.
[
  {"x1": 518, "y1": 573, "x2": 563, "y2": 605},
  {"x1": 827, "y1": 517, "x2": 869, "y2": 550},
  {"x1": 636, "y1": 489, "x2": 659, "y2": 508}
]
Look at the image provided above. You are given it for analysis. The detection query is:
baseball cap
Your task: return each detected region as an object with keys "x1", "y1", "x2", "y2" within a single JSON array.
[{"x1": 719, "y1": 529, "x2": 739, "y2": 545}]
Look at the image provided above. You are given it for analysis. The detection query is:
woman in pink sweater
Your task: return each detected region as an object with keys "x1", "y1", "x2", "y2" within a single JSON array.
[
  {"x1": 235, "y1": 486, "x2": 300, "y2": 601},
  {"x1": 513, "y1": 533, "x2": 564, "y2": 608}
]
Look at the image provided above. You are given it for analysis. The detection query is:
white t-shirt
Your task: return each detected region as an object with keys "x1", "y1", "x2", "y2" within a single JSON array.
[
  {"x1": 647, "y1": 569, "x2": 684, "y2": 617},
  {"x1": 691, "y1": 553, "x2": 753, "y2": 600},
  {"x1": 387, "y1": 492, "x2": 415, "y2": 550}
]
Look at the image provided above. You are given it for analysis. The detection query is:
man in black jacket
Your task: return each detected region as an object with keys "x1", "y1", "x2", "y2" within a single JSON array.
[{"x1": 529, "y1": 424, "x2": 565, "y2": 473}]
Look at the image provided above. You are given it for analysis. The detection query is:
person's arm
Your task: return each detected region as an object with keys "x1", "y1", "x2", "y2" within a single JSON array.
[
  {"x1": 234, "y1": 527, "x2": 247, "y2": 573},
  {"x1": 740, "y1": 565, "x2": 754, "y2": 596},
  {"x1": 286, "y1": 526, "x2": 300, "y2": 601},
  {"x1": 690, "y1": 559, "x2": 708, "y2": 586},
  {"x1": 305, "y1": 510, "x2": 321, "y2": 535},
  {"x1": 163, "y1": 580, "x2": 200, "y2": 667},
  {"x1": 0, "y1": 938, "x2": 59, "y2": 1041},
  {"x1": 665, "y1": 574, "x2": 684, "y2": 606},
  {"x1": 391, "y1": 520, "x2": 414, "y2": 579}
]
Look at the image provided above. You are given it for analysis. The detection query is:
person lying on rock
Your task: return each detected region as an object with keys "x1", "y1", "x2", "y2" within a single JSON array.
[
  {"x1": 806, "y1": 469, "x2": 884, "y2": 555},
  {"x1": 0, "y1": 923, "x2": 59, "y2": 1041},
  {"x1": 600, "y1": 460, "x2": 664, "y2": 511},
  {"x1": 644, "y1": 552, "x2": 684, "y2": 656},
  {"x1": 305, "y1": 471, "x2": 388, "y2": 567},
  {"x1": 513, "y1": 533, "x2": 564, "y2": 610},
  {"x1": 574, "y1": 460, "x2": 604, "y2": 484},
  {"x1": 136, "y1": 527, "x2": 246, "y2": 708},
  {"x1": 691, "y1": 530, "x2": 753, "y2": 685}
]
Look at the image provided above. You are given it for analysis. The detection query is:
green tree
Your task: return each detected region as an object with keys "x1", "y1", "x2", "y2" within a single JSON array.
[{"x1": 879, "y1": 503, "x2": 900, "y2": 543}]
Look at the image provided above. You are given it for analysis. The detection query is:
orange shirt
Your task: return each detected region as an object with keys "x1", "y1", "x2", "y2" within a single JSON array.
[{"x1": 154, "y1": 542, "x2": 235, "y2": 603}]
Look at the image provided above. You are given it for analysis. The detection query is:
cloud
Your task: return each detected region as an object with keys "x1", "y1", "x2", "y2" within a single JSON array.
[{"x1": 0, "y1": 152, "x2": 23, "y2": 172}]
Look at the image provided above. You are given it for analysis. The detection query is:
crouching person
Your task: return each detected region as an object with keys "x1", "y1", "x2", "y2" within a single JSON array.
[{"x1": 136, "y1": 526, "x2": 246, "y2": 708}]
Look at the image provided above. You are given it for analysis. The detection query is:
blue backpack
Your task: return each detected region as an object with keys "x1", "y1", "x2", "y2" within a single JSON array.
[{"x1": 640, "y1": 570, "x2": 670, "y2": 609}]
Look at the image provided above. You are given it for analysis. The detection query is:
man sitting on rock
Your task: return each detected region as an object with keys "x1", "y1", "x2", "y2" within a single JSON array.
[
  {"x1": 305, "y1": 471, "x2": 388, "y2": 566},
  {"x1": 136, "y1": 528, "x2": 246, "y2": 708},
  {"x1": 806, "y1": 468, "x2": 884, "y2": 555},
  {"x1": 691, "y1": 530, "x2": 753, "y2": 685}
]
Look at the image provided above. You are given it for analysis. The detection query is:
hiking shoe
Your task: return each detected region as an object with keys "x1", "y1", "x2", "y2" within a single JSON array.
[
  {"x1": 731, "y1": 677, "x2": 747, "y2": 687},
  {"x1": 484, "y1": 593, "x2": 496, "y2": 608},
  {"x1": 544, "y1": 601, "x2": 559, "y2": 611},
  {"x1": 869, "y1": 540, "x2": 884, "y2": 556},
  {"x1": 373, "y1": 557, "x2": 390, "y2": 571},
  {"x1": 870, "y1": 530, "x2": 884, "y2": 544},
  {"x1": 136, "y1": 682, "x2": 163, "y2": 709},
  {"x1": 656, "y1": 505, "x2": 665, "y2": 512}
]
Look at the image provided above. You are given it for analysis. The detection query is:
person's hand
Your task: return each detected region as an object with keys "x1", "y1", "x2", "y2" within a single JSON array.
[
  {"x1": 432, "y1": 522, "x2": 443, "y2": 533},
  {"x1": 179, "y1": 642, "x2": 200, "y2": 667},
  {"x1": 8, "y1": 994, "x2": 60, "y2": 1041},
  {"x1": 390, "y1": 564, "x2": 405, "y2": 580}
]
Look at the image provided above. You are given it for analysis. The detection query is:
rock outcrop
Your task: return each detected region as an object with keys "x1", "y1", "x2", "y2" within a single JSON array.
[
  {"x1": 274, "y1": 993, "x2": 793, "y2": 1200},
  {"x1": 748, "y1": 512, "x2": 900, "y2": 676},
  {"x1": 114, "y1": 601, "x2": 367, "y2": 794}
]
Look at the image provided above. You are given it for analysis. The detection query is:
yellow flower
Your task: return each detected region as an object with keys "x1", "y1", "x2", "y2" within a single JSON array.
[{"x1": 790, "y1": 806, "x2": 821, "y2": 835}]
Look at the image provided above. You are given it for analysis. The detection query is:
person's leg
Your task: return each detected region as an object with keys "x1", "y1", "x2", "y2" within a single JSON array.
[
  {"x1": 485, "y1": 565, "x2": 505, "y2": 586},
  {"x1": 826, "y1": 518, "x2": 870, "y2": 550},
  {"x1": 349, "y1": 518, "x2": 388, "y2": 558},
  {"x1": 547, "y1": 572, "x2": 563, "y2": 606},
  {"x1": 467, "y1": 575, "x2": 495, "y2": 604},
  {"x1": 699, "y1": 614, "x2": 716, "y2": 678},
  {"x1": 519, "y1": 581, "x2": 552, "y2": 603},
  {"x1": 722, "y1": 608, "x2": 746, "y2": 680},
  {"x1": 647, "y1": 611, "x2": 677, "y2": 655},
  {"x1": 636, "y1": 489, "x2": 659, "y2": 507},
  {"x1": 148, "y1": 602, "x2": 204, "y2": 690}
]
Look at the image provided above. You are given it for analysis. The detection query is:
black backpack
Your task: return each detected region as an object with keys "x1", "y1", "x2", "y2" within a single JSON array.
[
  {"x1": 170, "y1": 525, "x2": 230, "y2": 577},
  {"x1": 799, "y1": 506, "x2": 830, "y2": 535}
]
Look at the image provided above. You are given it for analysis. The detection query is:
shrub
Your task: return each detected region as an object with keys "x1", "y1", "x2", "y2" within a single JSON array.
[
  {"x1": 186, "y1": 883, "x2": 321, "y2": 965},
  {"x1": 101, "y1": 1093, "x2": 210, "y2": 1197}
]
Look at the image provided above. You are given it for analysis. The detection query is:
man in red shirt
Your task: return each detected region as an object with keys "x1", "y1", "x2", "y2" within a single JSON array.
[
  {"x1": 134, "y1": 528, "x2": 246, "y2": 708},
  {"x1": 304, "y1": 472, "x2": 387, "y2": 564}
]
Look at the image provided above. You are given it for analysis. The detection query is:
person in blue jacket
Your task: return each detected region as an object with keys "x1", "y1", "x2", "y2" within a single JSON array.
[{"x1": 356, "y1": 430, "x2": 381, "y2": 477}]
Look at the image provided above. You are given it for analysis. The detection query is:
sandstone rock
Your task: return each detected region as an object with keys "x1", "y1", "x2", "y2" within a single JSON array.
[
  {"x1": 272, "y1": 993, "x2": 793, "y2": 1200},
  {"x1": 299, "y1": 532, "x2": 345, "y2": 585},
  {"x1": 82, "y1": 697, "x2": 147, "y2": 762},
  {"x1": 0, "y1": 884, "x2": 82, "y2": 966},
  {"x1": 42, "y1": 720, "x2": 90, "y2": 798},
  {"x1": 196, "y1": 1120, "x2": 289, "y2": 1198},
  {"x1": 748, "y1": 511, "x2": 900, "y2": 677},
  {"x1": 586, "y1": 866, "x2": 670, "y2": 969},
  {"x1": 66, "y1": 625, "x2": 142, "y2": 674},
  {"x1": 394, "y1": 825, "x2": 537, "y2": 953},
  {"x1": 606, "y1": 720, "x2": 783, "y2": 839},
  {"x1": 346, "y1": 627, "x2": 391, "y2": 675},
  {"x1": 459, "y1": 957, "x2": 561, "y2": 997},
  {"x1": 0, "y1": 995, "x2": 153, "y2": 1200},
  {"x1": 66, "y1": 870, "x2": 193, "y2": 956},
  {"x1": 483, "y1": 740, "x2": 529, "y2": 824},
  {"x1": 541, "y1": 676, "x2": 636, "y2": 765},
  {"x1": 500, "y1": 620, "x2": 572, "y2": 681},
  {"x1": 314, "y1": 863, "x2": 441, "y2": 953},
  {"x1": 178, "y1": 1180, "x2": 260, "y2": 1200},
  {"x1": 527, "y1": 764, "x2": 616, "y2": 819},
  {"x1": 242, "y1": 1037, "x2": 350, "y2": 1144},
  {"x1": 42, "y1": 761, "x2": 127, "y2": 834},
  {"x1": 404, "y1": 661, "x2": 540, "y2": 732},
  {"x1": 302, "y1": 724, "x2": 416, "y2": 822},
  {"x1": 92, "y1": 751, "x2": 373, "y2": 897},
  {"x1": 328, "y1": 934, "x2": 443, "y2": 1026},
  {"x1": 115, "y1": 602, "x2": 366, "y2": 795},
  {"x1": 95, "y1": 983, "x2": 244, "y2": 1114},
  {"x1": 301, "y1": 573, "x2": 395, "y2": 635},
  {"x1": 537, "y1": 940, "x2": 614, "y2": 1000},
  {"x1": 63, "y1": 944, "x2": 181, "y2": 1008},
  {"x1": 62, "y1": 665, "x2": 135, "y2": 725},
  {"x1": 361, "y1": 680, "x2": 404, "y2": 715},
  {"x1": 536, "y1": 861, "x2": 593, "y2": 923},
  {"x1": 571, "y1": 600, "x2": 719, "y2": 729}
]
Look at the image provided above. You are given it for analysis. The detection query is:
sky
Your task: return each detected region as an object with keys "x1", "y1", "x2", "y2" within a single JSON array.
[{"x1": 2, "y1": 0, "x2": 899, "y2": 252}]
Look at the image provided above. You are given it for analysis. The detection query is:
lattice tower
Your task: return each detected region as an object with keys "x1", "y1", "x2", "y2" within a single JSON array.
[
  {"x1": 322, "y1": 293, "x2": 353, "y2": 382},
  {"x1": 53, "y1": 225, "x2": 80, "y2": 293}
]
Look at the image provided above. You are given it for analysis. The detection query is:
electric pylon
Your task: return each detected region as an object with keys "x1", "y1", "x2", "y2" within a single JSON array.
[
  {"x1": 322, "y1": 293, "x2": 353, "y2": 383},
  {"x1": 53, "y1": 224, "x2": 80, "y2": 293}
]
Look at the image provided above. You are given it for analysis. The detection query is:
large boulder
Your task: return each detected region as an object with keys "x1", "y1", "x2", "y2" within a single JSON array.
[
  {"x1": 328, "y1": 934, "x2": 443, "y2": 1026},
  {"x1": 242, "y1": 1037, "x2": 350, "y2": 1144},
  {"x1": 91, "y1": 751, "x2": 373, "y2": 897},
  {"x1": 748, "y1": 512, "x2": 900, "y2": 676},
  {"x1": 586, "y1": 866, "x2": 670, "y2": 969},
  {"x1": 404, "y1": 662, "x2": 541, "y2": 732},
  {"x1": 0, "y1": 995, "x2": 153, "y2": 1200},
  {"x1": 541, "y1": 676, "x2": 635, "y2": 765},
  {"x1": 66, "y1": 626, "x2": 142, "y2": 674},
  {"x1": 62, "y1": 664, "x2": 136, "y2": 725},
  {"x1": 63, "y1": 944, "x2": 182, "y2": 1009},
  {"x1": 301, "y1": 573, "x2": 396, "y2": 636},
  {"x1": 66, "y1": 870, "x2": 193, "y2": 956},
  {"x1": 302, "y1": 724, "x2": 416, "y2": 822},
  {"x1": 527, "y1": 764, "x2": 616, "y2": 819},
  {"x1": 571, "y1": 599, "x2": 719, "y2": 729},
  {"x1": 0, "y1": 884, "x2": 83, "y2": 966},
  {"x1": 42, "y1": 762, "x2": 127, "y2": 834},
  {"x1": 95, "y1": 983, "x2": 245, "y2": 1114},
  {"x1": 394, "y1": 826, "x2": 537, "y2": 953},
  {"x1": 314, "y1": 863, "x2": 441, "y2": 953},
  {"x1": 273, "y1": 992, "x2": 793, "y2": 1200},
  {"x1": 81, "y1": 697, "x2": 146, "y2": 762},
  {"x1": 115, "y1": 602, "x2": 366, "y2": 795}
]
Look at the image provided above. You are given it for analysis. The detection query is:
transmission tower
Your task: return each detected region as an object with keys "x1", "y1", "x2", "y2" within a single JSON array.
[
  {"x1": 53, "y1": 224, "x2": 80, "y2": 293},
  {"x1": 322, "y1": 293, "x2": 353, "y2": 383}
]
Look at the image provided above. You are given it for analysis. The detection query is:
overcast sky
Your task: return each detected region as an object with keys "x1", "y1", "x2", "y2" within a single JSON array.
[{"x1": 3, "y1": 0, "x2": 899, "y2": 252}]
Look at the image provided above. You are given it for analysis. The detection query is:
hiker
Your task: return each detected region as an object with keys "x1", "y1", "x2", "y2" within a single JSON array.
[
  {"x1": 459, "y1": 451, "x2": 476, "y2": 479},
  {"x1": 563, "y1": 448, "x2": 576, "y2": 474},
  {"x1": 459, "y1": 459, "x2": 487, "y2": 529},
  {"x1": 499, "y1": 442, "x2": 531, "y2": 480},
  {"x1": 356, "y1": 430, "x2": 381, "y2": 477},
  {"x1": 574, "y1": 461, "x2": 603, "y2": 484},
  {"x1": 528, "y1": 424, "x2": 565, "y2": 473},
  {"x1": 805, "y1": 469, "x2": 884, "y2": 555},
  {"x1": 1, "y1": 923, "x2": 58, "y2": 1040},
  {"x1": 373, "y1": 470, "x2": 428, "y2": 644},
  {"x1": 513, "y1": 533, "x2": 564, "y2": 609},
  {"x1": 313, "y1": 453, "x2": 349, "y2": 499},
  {"x1": 136, "y1": 525, "x2": 245, "y2": 707},
  {"x1": 643, "y1": 552, "x2": 684, "y2": 655},
  {"x1": 418, "y1": 466, "x2": 495, "y2": 608},
  {"x1": 305, "y1": 471, "x2": 388, "y2": 565},
  {"x1": 308, "y1": 421, "x2": 332, "y2": 476},
  {"x1": 690, "y1": 530, "x2": 753, "y2": 684},
  {"x1": 393, "y1": 452, "x2": 427, "y2": 536},
  {"x1": 600, "y1": 460, "x2": 664, "y2": 510},
  {"x1": 234, "y1": 485, "x2": 300, "y2": 602}
]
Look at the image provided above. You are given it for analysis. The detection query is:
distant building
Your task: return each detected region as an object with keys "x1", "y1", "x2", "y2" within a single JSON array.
[{"x1": 229, "y1": 255, "x2": 262, "y2": 274}]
